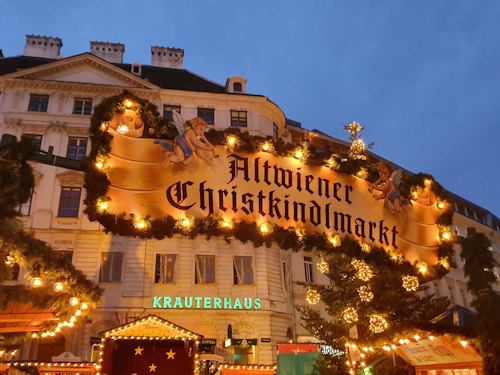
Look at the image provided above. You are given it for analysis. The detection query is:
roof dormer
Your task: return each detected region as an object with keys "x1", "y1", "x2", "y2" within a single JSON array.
[
  {"x1": 131, "y1": 61, "x2": 142, "y2": 76},
  {"x1": 225, "y1": 76, "x2": 247, "y2": 94}
]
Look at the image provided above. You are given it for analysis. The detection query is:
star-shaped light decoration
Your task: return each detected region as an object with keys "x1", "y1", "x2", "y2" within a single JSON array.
[
  {"x1": 149, "y1": 363, "x2": 157, "y2": 372},
  {"x1": 134, "y1": 346, "x2": 144, "y2": 355},
  {"x1": 166, "y1": 349, "x2": 176, "y2": 359}
]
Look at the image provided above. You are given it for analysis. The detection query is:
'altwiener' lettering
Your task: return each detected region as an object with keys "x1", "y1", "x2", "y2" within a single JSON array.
[
  {"x1": 165, "y1": 154, "x2": 399, "y2": 249},
  {"x1": 153, "y1": 296, "x2": 261, "y2": 310}
]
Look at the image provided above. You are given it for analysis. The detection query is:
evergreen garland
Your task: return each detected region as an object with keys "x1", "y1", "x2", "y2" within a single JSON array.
[{"x1": 0, "y1": 138, "x2": 103, "y2": 342}]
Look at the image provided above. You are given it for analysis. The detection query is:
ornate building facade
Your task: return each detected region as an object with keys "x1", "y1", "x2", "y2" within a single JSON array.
[{"x1": 0, "y1": 35, "x2": 499, "y2": 370}]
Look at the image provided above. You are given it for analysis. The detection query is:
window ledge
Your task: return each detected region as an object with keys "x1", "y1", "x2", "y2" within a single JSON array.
[{"x1": 55, "y1": 217, "x2": 79, "y2": 225}]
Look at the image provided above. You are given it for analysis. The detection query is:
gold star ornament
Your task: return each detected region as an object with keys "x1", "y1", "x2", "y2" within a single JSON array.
[
  {"x1": 134, "y1": 346, "x2": 144, "y2": 355},
  {"x1": 148, "y1": 363, "x2": 157, "y2": 372},
  {"x1": 166, "y1": 349, "x2": 176, "y2": 359}
]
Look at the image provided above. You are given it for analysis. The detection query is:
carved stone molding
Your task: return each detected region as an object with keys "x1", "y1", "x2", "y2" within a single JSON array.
[
  {"x1": 56, "y1": 170, "x2": 84, "y2": 187},
  {"x1": 47, "y1": 121, "x2": 67, "y2": 133},
  {"x1": 67, "y1": 126, "x2": 89, "y2": 136},
  {"x1": 21, "y1": 124, "x2": 47, "y2": 134}
]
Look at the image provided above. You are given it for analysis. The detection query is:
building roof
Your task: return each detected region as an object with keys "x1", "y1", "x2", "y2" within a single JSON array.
[
  {"x1": 0, "y1": 55, "x2": 225, "y2": 93},
  {"x1": 116, "y1": 63, "x2": 226, "y2": 93}
]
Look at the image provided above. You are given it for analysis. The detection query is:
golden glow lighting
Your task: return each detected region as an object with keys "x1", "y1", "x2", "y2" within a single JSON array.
[
  {"x1": 402, "y1": 275, "x2": 419, "y2": 292},
  {"x1": 328, "y1": 234, "x2": 341, "y2": 247},
  {"x1": 351, "y1": 259, "x2": 373, "y2": 281},
  {"x1": 342, "y1": 307, "x2": 359, "y2": 323},
  {"x1": 31, "y1": 277, "x2": 42, "y2": 287},
  {"x1": 306, "y1": 289, "x2": 321, "y2": 305},
  {"x1": 416, "y1": 261, "x2": 428, "y2": 275},
  {"x1": 124, "y1": 99, "x2": 133, "y2": 108},
  {"x1": 53, "y1": 282, "x2": 64, "y2": 292},
  {"x1": 317, "y1": 258, "x2": 329, "y2": 274},
  {"x1": 369, "y1": 315, "x2": 388, "y2": 333},
  {"x1": 226, "y1": 135, "x2": 237, "y2": 148},
  {"x1": 70, "y1": 297, "x2": 80, "y2": 307},
  {"x1": 357, "y1": 286, "x2": 374, "y2": 302}
]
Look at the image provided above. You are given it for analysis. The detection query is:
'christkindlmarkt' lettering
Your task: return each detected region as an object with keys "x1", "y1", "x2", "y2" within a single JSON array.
[{"x1": 153, "y1": 296, "x2": 261, "y2": 310}]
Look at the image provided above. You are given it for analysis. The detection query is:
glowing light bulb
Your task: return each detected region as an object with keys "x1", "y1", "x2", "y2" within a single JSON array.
[
  {"x1": 124, "y1": 99, "x2": 133, "y2": 108},
  {"x1": 53, "y1": 282, "x2": 64, "y2": 292},
  {"x1": 95, "y1": 162, "x2": 104, "y2": 169},
  {"x1": 80, "y1": 302, "x2": 89, "y2": 310},
  {"x1": 261, "y1": 143, "x2": 270, "y2": 151},
  {"x1": 441, "y1": 231, "x2": 451, "y2": 240},
  {"x1": 226, "y1": 135, "x2": 237, "y2": 148},
  {"x1": 437, "y1": 202, "x2": 445, "y2": 209},
  {"x1": 98, "y1": 201, "x2": 108, "y2": 211},
  {"x1": 294, "y1": 151, "x2": 303, "y2": 159},
  {"x1": 260, "y1": 223, "x2": 270, "y2": 234},
  {"x1": 70, "y1": 297, "x2": 80, "y2": 307},
  {"x1": 31, "y1": 277, "x2": 42, "y2": 287}
]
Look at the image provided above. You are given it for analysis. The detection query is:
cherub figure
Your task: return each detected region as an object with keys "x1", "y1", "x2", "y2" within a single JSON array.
[
  {"x1": 368, "y1": 165, "x2": 411, "y2": 215},
  {"x1": 154, "y1": 112, "x2": 216, "y2": 166}
]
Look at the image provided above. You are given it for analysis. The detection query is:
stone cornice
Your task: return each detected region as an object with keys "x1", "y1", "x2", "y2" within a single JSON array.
[
  {"x1": 2, "y1": 53, "x2": 159, "y2": 90},
  {"x1": 3, "y1": 78, "x2": 160, "y2": 100}
]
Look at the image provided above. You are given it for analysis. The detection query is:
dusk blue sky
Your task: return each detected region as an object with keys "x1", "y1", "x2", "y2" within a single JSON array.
[{"x1": 2, "y1": 1, "x2": 499, "y2": 217}]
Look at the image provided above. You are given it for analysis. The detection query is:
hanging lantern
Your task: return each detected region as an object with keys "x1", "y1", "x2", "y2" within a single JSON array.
[
  {"x1": 369, "y1": 315, "x2": 388, "y2": 333},
  {"x1": 357, "y1": 286, "x2": 373, "y2": 302},
  {"x1": 342, "y1": 307, "x2": 359, "y2": 323},
  {"x1": 317, "y1": 258, "x2": 329, "y2": 274},
  {"x1": 306, "y1": 290, "x2": 321, "y2": 305},
  {"x1": 402, "y1": 275, "x2": 419, "y2": 292}
]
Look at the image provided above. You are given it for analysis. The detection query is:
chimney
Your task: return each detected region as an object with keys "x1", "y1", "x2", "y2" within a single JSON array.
[
  {"x1": 151, "y1": 46, "x2": 183, "y2": 69},
  {"x1": 90, "y1": 41, "x2": 125, "y2": 64},
  {"x1": 24, "y1": 35, "x2": 62, "y2": 59}
]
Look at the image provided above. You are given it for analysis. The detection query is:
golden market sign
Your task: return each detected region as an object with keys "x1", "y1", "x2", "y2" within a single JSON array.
[{"x1": 102, "y1": 110, "x2": 440, "y2": 264}]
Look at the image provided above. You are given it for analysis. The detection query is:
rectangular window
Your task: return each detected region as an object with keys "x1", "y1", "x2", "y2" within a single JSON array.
[
  {"x1": 66, "y1": 137, "x2": 87, "y2": 161},
  {"x1": 5, "y1": 263, "x2": 20, "y2": 281},
  {"x1": 73, "y1": 98, "x2": 92, "y2": 115},
  {"x1": 23, "y1": 134, "x2": 42, "y2": 150},
  {"x1": 283, "y1": 263, "x2": 291, "y2": 291},
  {"x1": 28, "y1": 94, "x2": 49, "y2": 112},
  {"x1": 304, "y1": 256, "x2": 314, "y2": 283},
  {"x1": 233, "y1": 256, "x2": 253, "y2": 285},
  {"x1": 58, "y1": 187, "x2": 81, "y2": 218},
  {"x1": 230, "y1": 110, "x2": 247, "y2": 127},
  {"x1": 197, "y1": 108, "x2": 215, "y2": 125},
  {"x1": 163, "y1": 105, "x2": 181, "y2": 121},
  {"x1": 195, "y1": 255, "x2": 215, "y2": 284},
  {"x1": 55, "y1": 250, "x2": 73, "y2": 263},
  {"x1": 99, "y1": 252, "x2": 123, "y2": 282},
  {"x1": 17, "y1": 193, "x2": 33, "y2": 216},
  {"x1": 155, "y1": 254, "x2": 177, "y2": 283}
]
